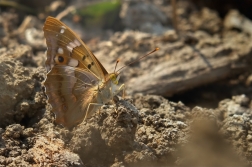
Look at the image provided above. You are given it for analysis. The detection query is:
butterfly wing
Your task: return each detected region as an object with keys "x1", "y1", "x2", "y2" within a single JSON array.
[
  {"x1": 43, "y1": 16, "x2": 107, "y2": 128},
  {"x1": 43, "y1": 16, "x2": 108, "y2": 79},
  {"x1": 45, "y1": 66, "x2": 100, "y2": 128}
]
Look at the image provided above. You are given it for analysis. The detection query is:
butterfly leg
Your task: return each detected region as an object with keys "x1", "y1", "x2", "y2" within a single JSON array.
[
  {"x1": 110, "y1": 84, "x2": 125, "y2": 113},
  {"x1": 84, "y1": 102, "x2": 103, "y2": 121},
  {"x1": 119, "y1": 84, "x2": 126, "y2": 99},
  {"x1": 110, "y1": 100, "x2": 118, "y2": 114},
  {"x1": 97, "y1": 107, "x2": 105, "y2": 117}
]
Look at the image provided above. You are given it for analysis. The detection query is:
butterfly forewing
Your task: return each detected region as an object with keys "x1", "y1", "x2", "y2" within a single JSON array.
[{"x1": 43, "y1": 16, "x2": 108, "y2": 79}]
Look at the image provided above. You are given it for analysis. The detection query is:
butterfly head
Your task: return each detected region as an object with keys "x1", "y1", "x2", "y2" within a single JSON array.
[
  {"x1": 108, "y1": 73, "x2": 120, "y2": 85},
  {"x1": 107, "y1": 72, "x2": 123, "y2": 97}
]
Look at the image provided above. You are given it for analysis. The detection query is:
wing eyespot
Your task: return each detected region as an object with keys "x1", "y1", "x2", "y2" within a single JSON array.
[{"x1": 58, "y1": 56, "x2": 64, "y2": 63}]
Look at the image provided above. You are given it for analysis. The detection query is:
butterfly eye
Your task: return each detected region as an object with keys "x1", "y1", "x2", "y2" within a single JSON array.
[{"x1": 111, "y1": 74, "x2": 119, "y2": 85}]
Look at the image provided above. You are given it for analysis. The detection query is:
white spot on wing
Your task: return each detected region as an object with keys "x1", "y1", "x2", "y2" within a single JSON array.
[
  {"x1": 74, "y1": 39, "x2": 81, "y2": 46},
  {"x1": 68, "y1": 58, "x2": 78, "y2": 67},
  {"x1": 67, "y1": 45, "x2": 73, "y2": 52},
  {"x1": 60, "y1": 26, "x2": 66, "y2": 34},
  {"x1": 70, "y1": 42, "x2": 76, "y2": 48},
  {"x1": 60, "y1": 28, "x2": 65, "y2": 34},
  {"x1": 66, "y1": 38, "x2": 81, "y2": 53},
  {"x1": 58, "y1": 48, "x2": 63, "y2": 54}
]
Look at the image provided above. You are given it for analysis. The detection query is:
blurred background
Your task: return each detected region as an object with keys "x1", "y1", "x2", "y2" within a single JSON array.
[{"x1": 1, "y1": 0, "x2": 252, "y2": 108}]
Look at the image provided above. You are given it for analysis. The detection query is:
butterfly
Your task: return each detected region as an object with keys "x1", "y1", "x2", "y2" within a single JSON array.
[{"x1": 43, "y1": 16, "x2": 125, "y2": 128}]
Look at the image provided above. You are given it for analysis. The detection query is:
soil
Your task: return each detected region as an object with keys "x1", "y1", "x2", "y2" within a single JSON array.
[{"x1": 0, "y1": 0, "x2": 252, "y2": 167}]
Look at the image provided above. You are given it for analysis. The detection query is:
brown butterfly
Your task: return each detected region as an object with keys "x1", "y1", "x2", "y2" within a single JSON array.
[{"x1": 43, "y1": 16, "x2": 125, "y2": 128}]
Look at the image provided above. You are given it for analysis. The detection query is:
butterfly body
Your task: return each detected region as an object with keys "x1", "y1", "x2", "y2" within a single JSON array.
[{"x1": 43, "y1": 17, "x2": 124, "y2": 128}]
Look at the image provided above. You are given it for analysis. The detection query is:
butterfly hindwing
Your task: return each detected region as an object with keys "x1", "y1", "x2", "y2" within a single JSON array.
[{"x1": 45, "y1": 66, "x2": 100, "y2": 128}]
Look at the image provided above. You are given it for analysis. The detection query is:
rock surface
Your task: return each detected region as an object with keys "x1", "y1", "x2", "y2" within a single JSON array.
[
  {"x1": 92, "y1": 8, "x2": 252, "y2": 96},
  {"x1": 0, "y1": 55, "x2": 44, "y2": 127}
]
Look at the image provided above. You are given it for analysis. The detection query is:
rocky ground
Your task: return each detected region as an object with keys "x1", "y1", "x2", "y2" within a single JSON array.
[{"x1": 1, "y1": 0, "x2": 252, "y2": 167}]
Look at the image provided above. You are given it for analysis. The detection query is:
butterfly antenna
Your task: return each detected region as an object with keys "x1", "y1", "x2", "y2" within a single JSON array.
[
  {"x1": 116, "y1": 47, "x2": 159, "y2": 73},
  {"x1": 114, "y1": 59, "x2": 120, "y2": 73}
]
